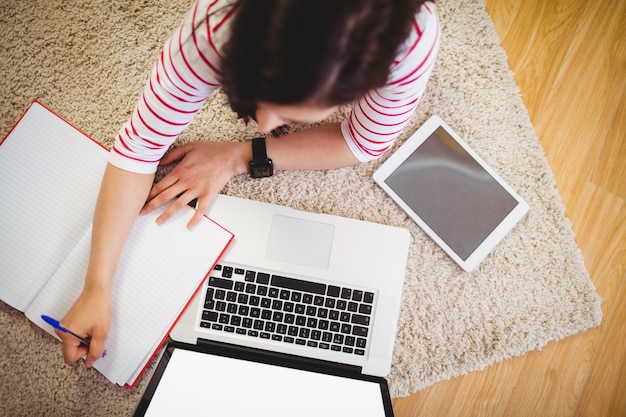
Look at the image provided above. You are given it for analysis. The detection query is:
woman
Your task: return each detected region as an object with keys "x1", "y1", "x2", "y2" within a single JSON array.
[{"x1": 58, "y1": 0, "x2": 439, "y2": 367}]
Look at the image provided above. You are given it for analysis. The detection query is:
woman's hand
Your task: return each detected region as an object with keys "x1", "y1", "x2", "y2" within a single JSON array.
[
  {"x1": 141, "y1": 141, "x2": 249, "y2": 228},
  {"x1": 57, "y1": 285, "x2": 112, "y2": 368}
]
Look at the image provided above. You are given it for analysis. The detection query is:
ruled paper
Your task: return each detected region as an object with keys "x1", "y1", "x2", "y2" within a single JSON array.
[{"x1": 0, "y1": 102, "x2": 107, "y2": 311}]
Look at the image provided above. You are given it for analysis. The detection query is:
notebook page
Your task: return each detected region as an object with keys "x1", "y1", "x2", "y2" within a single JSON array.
[
  {"x1": 0, "y1": 102, "x2": 107, "y2": 311},
  {"x1": 25, "y1": 203, "x2": 233, "y2": 386}
]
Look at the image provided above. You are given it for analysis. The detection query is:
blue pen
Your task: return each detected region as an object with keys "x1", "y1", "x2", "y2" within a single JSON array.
[
  {"x1": 41, "y1": 315, "x2": 92, "y2": 346},
  {"x1": 41, "y1": 315, "x2": 107, "y2": 358}
]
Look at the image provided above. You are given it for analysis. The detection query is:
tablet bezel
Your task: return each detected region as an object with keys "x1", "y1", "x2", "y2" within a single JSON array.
[{"x1": 373, "y1": 115, "x2": 529, "y2": 272}]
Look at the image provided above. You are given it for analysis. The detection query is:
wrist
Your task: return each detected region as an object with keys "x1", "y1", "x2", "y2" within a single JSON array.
[
  {"x1": 83, "y1": 267, "x2": 115, "y2": 296},
  {"x1": 229, "y1": 141, "x2": 253, "y2": 176}
]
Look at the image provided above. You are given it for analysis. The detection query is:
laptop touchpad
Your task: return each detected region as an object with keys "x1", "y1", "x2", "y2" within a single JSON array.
[{"x1": 266, "y1": 215, "x2": 334, "y2": 269}]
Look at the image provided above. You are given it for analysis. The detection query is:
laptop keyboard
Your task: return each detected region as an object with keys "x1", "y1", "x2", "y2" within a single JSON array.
[{"x1": 199, "y1": 263, "x2": 376, "y2": 356}]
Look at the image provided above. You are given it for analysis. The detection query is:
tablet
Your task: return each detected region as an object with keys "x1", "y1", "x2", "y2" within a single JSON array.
[{"x1": 373, "y1": 115, "x2": 528, "y2": 272}]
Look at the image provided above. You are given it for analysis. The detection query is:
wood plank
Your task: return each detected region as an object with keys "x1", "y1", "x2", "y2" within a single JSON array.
[
  {"x1": 409, "y1": 359, "x2": 514, "y2": 417},
  {"x1": 570, "y1": 184, "x2": 626, "y2": 299},
  {"x1": 590, "y1": 90, "x2": 626, "y2": 199},
  {"x1": 392, "y1": 391, "x2": 422, "y2": 416},
  {"x1": 576, "y1": 282, "x2": 626, "y2": 417},
  {"x1": 496, "y1": 330, "x2": 602, "y2": 417},
  {"x1": 483, "y1": 0, "x2": 518, "y2": 36},
  {"x1": 535, "y1": 0, "x2": 626, "y2": 210},
  {"x1": 495, "y1": 183, "x2": 626, "y2": 416},
  {"x1": 498, "y1": 0, "x2": 587, "y2": 123}
]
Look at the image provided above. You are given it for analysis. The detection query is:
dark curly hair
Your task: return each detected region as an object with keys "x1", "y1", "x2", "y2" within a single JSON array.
[{"x1": 220, "y1": 0, "x2": 428, "y2": 121}]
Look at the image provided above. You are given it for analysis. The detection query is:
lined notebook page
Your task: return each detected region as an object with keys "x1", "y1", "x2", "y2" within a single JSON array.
[
  {"x1": 0, "y1": 102, "x2": 107, "y2": 311},
  {"x1": 25, "y1": 203, "x2": 233, "y2": 386}
]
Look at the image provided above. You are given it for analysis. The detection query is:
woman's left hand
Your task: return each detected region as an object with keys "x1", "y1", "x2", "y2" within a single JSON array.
[{"x1": 141, "y1": 141, "x2": 249, "y2": 228}]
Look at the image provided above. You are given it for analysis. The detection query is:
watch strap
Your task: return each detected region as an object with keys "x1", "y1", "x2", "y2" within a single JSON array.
[{"x1": 251, "y1": 137, "x2": 268, "y2": 161}]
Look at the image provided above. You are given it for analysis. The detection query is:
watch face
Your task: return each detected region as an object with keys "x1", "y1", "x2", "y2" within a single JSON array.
[{"x1": 250, "y1": 160, "x2": 273, "y2": 178}]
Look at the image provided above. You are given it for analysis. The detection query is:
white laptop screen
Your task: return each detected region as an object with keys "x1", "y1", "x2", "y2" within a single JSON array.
[{"x1": 140, "y1": 346, "x2": 391, "y2": 417}]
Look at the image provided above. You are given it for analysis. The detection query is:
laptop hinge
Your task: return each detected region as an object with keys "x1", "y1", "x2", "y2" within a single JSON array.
[{"x1": 195, "y1": 338, "x2": 364, "y2": 377}]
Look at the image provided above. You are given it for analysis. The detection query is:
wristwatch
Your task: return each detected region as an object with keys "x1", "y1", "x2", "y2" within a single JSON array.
[{"x1": 249, "y1": 137, "x2": 273, "y2": 178}]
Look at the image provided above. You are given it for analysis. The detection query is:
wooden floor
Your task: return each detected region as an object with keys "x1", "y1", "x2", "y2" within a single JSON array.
[{"x1": 392, "y1": 0, "x2": 626, "y2": 416}]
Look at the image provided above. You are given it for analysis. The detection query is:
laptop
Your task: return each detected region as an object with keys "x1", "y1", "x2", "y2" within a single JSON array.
[{"x1": 134, "y1": 194, "x2": 410, "y2": 416}]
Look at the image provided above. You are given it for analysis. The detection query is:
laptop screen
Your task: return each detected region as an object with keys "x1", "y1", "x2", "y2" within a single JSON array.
[{"x1": 135, "y1": 343, "x2": 394, "y2": 416}]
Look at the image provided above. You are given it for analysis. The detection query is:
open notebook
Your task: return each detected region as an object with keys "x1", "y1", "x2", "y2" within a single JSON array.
[{"x1": 0, "y1": 102, "x2": 234, "y2": 387}]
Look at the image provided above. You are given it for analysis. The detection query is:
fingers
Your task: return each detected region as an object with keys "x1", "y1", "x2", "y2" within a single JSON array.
[
  {"x1": 143, "y1": 175, "x2": 179, "y2": 214},
  {"x1": 187, "y1": 196, "x2": 212, "y2": 229},
  {"x1": 85, "y1": 332, "x2": 108, "y2": 368},
  {"x1": 58, "y1": 330, "x2": 88, "y2": 365},
  {"x1": 156, "y1": 192, "x2": 191, "y2": 224}
]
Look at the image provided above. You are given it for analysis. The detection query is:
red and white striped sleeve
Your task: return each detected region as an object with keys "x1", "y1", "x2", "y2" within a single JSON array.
[
  {"x1": 109, "y1": 0, "x2": 236, "y2": 174},
  {"x1": 341, "y1": 2, "x2": 441, "y2": 162}
]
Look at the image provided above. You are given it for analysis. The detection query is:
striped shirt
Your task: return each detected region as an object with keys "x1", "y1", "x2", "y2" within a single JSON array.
[{"x1": 109, "y1": 0, "x2": 440, "y2": 174}]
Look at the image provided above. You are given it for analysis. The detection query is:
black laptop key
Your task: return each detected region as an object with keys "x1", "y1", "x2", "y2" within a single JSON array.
[
  {"x1": 363, "y1": 292, "x2": 375, "y2": 303},
  {"x1": 351, "y1": 314, "x2": 370, "y2": 326},
  {"x1": 245, "y1": 270, "x2": 256, "y2": 282},
  {"x1": 359, "y1": 303, "x2": 372, "y2": 315},
  {"x1": 256, "y1": 272, "x2": 270, "y2": 284},
  {"x1": 271, "y1": 275, "x2": 326, "y2": 295},
  {"x1": 327, "y1": 285, "x2": 341, "y2": 297},
  {"x1": 209, "y1": 276, "x2": 233, "y2": 290},
  {"x1": 202, "y1": 310, "x2": 218, "y2": 322},
  {"x1": 341, "y1": 288, "x2": 352, "y2": 299},
  {"x1": 222, "y1": 266, "x2": 233, "y2": 278},
  {"x1": 352, "y1": 325, "x2": 369, "y2": 337}
]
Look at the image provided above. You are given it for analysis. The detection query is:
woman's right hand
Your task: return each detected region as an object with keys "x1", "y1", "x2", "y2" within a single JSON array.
[{"x1": 57, "y1": 284, "x2": 112, "y2": 368}]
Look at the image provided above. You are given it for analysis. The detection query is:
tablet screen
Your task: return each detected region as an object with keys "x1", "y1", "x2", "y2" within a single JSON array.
[{"x1": 384, "y1": 126, "x2": 519, "y2": 261}]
